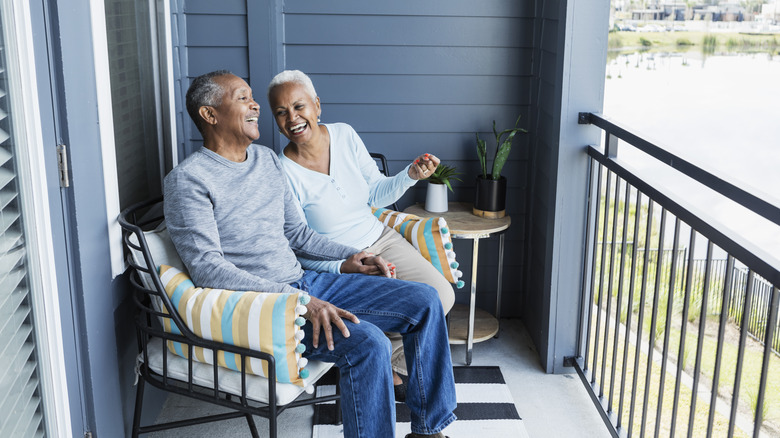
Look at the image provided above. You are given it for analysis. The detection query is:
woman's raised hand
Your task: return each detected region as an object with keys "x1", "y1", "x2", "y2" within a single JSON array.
[{"x1": 408, "y1": 153, "x2": 440, "y2": 180}]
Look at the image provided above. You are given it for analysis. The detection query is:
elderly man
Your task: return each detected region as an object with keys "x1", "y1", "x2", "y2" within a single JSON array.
[{"x1": 164, "y1": 70, "x2": 456, "y2": 438}]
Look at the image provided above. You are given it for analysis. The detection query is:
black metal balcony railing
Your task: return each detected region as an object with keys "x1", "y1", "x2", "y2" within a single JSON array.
[{"x1": 571, "y1": 113, "x2": 780, "y2": 438}]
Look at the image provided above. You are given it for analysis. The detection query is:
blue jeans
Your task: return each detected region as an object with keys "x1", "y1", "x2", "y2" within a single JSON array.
[{"x1": 292, "y1": 270, "x2": 457, "y2": 438}]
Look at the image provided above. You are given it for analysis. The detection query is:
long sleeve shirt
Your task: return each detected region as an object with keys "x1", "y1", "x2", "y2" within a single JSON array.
[
  {"x1": 164, "y1": 144, "x2": 359, "y2": 293},
  {"x1": 279, "y1": 123, "x2": 417, "y2": 273}
]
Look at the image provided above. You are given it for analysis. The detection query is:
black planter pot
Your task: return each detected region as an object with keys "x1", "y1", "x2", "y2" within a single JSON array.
[{"x1": 474, "y1": 175, "x2": 506, "y2": 218}]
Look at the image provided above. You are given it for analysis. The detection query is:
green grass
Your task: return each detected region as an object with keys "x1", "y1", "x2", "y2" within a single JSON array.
[
  {"x1": 587, "y1": 288, "x2": 780, "y2": 436},
  {"x1": 608, "y1": 31, "x2": 779, "y2": 54},
  {"x1": 587, "y1": 185, "x2": 780, "y2": 435},
  {"x1": 588, "y1": 310, "x2": 747, "y2": 437},
  {"x1": 588, "y1": 304, "x2": 780, "y2": 436},
  {"x1": 676, "y1": 37, "x2": 694, "y2": 47}
]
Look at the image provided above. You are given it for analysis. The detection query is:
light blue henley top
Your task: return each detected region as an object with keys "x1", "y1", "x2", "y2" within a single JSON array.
[{"x1": 279, "y1": 123, "x2": 417, "y2": 273}]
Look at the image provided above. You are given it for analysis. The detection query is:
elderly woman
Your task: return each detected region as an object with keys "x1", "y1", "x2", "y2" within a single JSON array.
[{"x1": 268, "y1": 70, "x2": 455, "y2": 398}]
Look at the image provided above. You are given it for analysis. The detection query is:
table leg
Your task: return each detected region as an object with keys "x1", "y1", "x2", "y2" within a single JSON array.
[
  {"x1": 495, "y1": 233, "x2": 505, "y2": 338},
  {"x1": 466, "y1": 237, "x2": 480, "y2": 366}
]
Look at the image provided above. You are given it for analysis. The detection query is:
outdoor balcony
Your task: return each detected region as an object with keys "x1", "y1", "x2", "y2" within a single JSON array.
[
  {"x1": 140, "y1": 113, "x2": 779, "y2": 438},
  {"x1": 149, "y1": 319, "x2": 608, "y2": 437}
]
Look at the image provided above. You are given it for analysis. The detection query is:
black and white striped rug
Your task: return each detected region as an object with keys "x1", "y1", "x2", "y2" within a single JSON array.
[{"x1": 312, "y1": 366, "x2": 529, "y2": 438}]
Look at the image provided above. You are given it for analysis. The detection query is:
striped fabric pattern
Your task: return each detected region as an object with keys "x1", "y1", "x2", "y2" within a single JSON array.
[
  {"x1": 372, "y1": 208, "x2": 463, "y2": 287},
  {"x1": 313, "y1": 366, "x2": 528, "y2": 437},
  {"x1": 158, "y1": 265, "x2": 309, "y2": 387}
]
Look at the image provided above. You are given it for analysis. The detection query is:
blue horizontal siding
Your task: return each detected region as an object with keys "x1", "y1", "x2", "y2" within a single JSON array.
[
  {"x1": 186, "y1": 14, "x2": 248, "y2": 46},
  {"x1": 185, "y1": 0, "x2": 246, "y2": 14},
  {"x1": 284, "y1": 0, "x2": 533, "y2": 17},
  {"x1": 359, "y1": 133, "x2": 529, "y2": 161},
  {"x1": 398, "y1": 163, "x2": 528, "y2": 191},
  {"x1": 321, "y1": 104, "x2": 529, "y2": 134},
  {"x1": 180, "y1": 0, "x2": 252, "y2": 157},
  {"x1": 186, "y1": 47, "x2": 249, "y2": 77},
  {"x1": 278, "y1": 2, "x2": 534, "y2": 318},
  {"x1": 311, "y1": 75, "x2": 531, "y2": 106},
  {"x1": 173, "y1": 1, "x2": 535, "y2": 318},
  {"x1": 286, "y1": 46, "x2": 533, "y2": 76},
  {"x1": 285, "y1": 15, "x2": 533, "y2": 47}
]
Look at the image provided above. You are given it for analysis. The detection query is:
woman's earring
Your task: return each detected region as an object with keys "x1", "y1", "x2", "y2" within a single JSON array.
[{"x1": 317, "y1": 117, "x2": 321, "y2": 123}]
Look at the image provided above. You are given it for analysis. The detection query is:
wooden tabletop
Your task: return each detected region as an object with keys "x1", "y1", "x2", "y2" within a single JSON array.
[{"x1": 404, "y1": 202, "x2": 511, "y2": 237}]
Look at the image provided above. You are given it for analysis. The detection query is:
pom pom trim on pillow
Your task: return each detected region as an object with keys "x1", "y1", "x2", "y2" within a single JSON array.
[
  {"x1": 158, "y1": 265, "x2": 310, "y2": 387},
  {"x1": 371, "y1": 208, "x2": 464, "y2": 288}
]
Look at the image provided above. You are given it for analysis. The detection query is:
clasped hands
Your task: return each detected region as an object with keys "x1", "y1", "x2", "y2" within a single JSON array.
[{"x1": 304, "y1": 251, "x2": 395, "y2": 350}]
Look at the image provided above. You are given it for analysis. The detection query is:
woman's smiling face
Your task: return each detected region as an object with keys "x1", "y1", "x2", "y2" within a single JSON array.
[{"x1": 269, "y1": 82, "x2": 321, "y2": 145}]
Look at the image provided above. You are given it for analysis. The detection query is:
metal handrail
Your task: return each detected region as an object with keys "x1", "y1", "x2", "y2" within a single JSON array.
[
  {"x1": 579, "y1": 112, "x2": 780, "y2": 227},
  {"x1": 575, "y1": 112, "x2": 780, "y2": 438},
  {"x1": 586, "y1": 146, "x2": 780, "y2": 287}
]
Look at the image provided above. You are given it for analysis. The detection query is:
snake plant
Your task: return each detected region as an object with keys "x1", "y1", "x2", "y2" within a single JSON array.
[{"x1": 476, "y1": 115, "x2": 527, "y2": 180}]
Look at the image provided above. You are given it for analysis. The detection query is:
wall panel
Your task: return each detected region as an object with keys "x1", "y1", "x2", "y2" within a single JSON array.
[
  {"x1": 284, "y1": 0, "x2": 534, "y2": 17},
  {"x1": 174, "y1": 1, "x2": 535, "y2": 319},
  {"x1": 322, "y1": 104, "x2": 528, "y2": 134},
  {"x1": 186, "y1": 47, "x2": 249, "y2": 77},
  {"x1": 312, "y1": 75, "x2": 531, "y2": 106},
  {"x1": 286, "y1": 46, "x2": 533, "y2": 76},
  {"x1": 184, "y1": 0, "x2": 246, "y2": 14},
  {"x1": 523, "y1": 0, "x2": 567, "y2": 370},
  {"x1": 178, "y1": 1, "x2": 252, "y2": 156},
  {"x1": 185, "y1": 15, "x2": 248, "y2": 46},
  {"x1": 280, "y1": 2, "x2": 533, "y2": 317},
  {"x1": 285, "y1": 15, "x2": 534, "y2": 47}
]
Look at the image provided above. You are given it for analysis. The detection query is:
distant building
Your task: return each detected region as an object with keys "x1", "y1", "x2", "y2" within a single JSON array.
[
  {"x1": 632, "y1": 3, "x2": 686, "y2": 21},
  {"x1": 691, "y1": 3, "x2": 745, "y2": 22},
  {"x1": 661, "y1": 2, "x2": 688, "y2": 21},
  {"x1": 719, "y1": 2, "x2": 746, "y2": 21}
]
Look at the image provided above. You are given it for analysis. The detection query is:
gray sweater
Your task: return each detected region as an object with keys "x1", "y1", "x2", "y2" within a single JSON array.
[{"x1": 164, "y1": 144, "x2": 359, "y2": 294}]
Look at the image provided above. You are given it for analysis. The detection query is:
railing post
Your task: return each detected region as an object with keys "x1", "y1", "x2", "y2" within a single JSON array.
[{"x1": 605, "y1": 132, "x2": 619, "y2": 158}]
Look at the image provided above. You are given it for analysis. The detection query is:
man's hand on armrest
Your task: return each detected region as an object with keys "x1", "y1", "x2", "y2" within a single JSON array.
[
  {"x1": 304, "y1": 296, "x2": 360, "y2": 351},
  {"x1": 340, "y1": 251, "x2": 396, "y2": 278}
]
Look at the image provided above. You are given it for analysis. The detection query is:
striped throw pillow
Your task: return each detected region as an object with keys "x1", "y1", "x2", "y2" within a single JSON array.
[
  {"x1": 158, "y1": 265, "x2": 311, "y2": 387},
  {"x1": 372, "y1": 208, "x2": 464, "y2": 288}
]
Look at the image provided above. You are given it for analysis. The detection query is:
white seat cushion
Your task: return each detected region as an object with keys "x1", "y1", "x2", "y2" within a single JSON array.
[
  {"x1": 140, "y1": 338, "x2": 334, "y2": 406},
  {"x1": 129, "y1": 226, "x2": 334, "y2": 399},
  {"x1": 128, "y1": 227, "x2": 186, "y2": 290}
]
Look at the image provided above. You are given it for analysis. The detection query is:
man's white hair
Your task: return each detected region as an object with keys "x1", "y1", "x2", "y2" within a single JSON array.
[{"x1": 267, "y1": 70, "x2": 318, "y2": 101}]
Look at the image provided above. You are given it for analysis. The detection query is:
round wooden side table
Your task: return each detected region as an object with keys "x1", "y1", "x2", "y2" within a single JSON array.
[{"x1": 404, "y1": 202, "x2": 511, "y2": 365}]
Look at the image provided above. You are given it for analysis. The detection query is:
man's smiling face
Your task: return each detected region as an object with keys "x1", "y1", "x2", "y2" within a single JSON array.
[{"x1": 211, "y1": 74, "x2": 261, "y2": 144}]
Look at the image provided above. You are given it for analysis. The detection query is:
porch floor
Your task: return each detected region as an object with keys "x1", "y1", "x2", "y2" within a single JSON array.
[{"x1": 151, "y1": 319, "x2": 607, "y2": 437}]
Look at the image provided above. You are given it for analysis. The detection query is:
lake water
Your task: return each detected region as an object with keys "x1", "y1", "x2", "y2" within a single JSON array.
[{"x1": 603, "y1": 51, "x2": 780, "y2": 263}]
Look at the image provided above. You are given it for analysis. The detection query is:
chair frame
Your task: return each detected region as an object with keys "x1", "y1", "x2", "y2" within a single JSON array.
[
  {"x1": 119, "y1": 197, "x2": 340, "y2": 438},
  {"x1": 369, "y1": 152, "x2": 399, "y2": 211}
]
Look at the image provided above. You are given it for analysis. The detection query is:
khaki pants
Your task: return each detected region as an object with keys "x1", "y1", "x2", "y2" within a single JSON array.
[{"x1": 365, "y1": 226, "x2": 455, "y2": 375}]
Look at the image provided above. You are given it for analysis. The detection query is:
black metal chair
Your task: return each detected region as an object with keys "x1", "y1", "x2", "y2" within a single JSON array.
[
  {"x1": 119, "y1": 197, "x2": 340, "y2": 438},
  {"x1": 369, "y1": 152, "x2": 399, "y2": 211}
]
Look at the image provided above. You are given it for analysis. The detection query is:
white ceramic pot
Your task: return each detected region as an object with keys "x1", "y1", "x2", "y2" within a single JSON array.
[{"x1": 425, "y1": 182, "x2": 449, "y2": 213}]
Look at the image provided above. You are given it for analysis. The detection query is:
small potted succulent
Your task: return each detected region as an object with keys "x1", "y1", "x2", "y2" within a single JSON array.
[
  {"x1": 474, "y1": 115, "x2": 526, "y2": 218},
  {"x1": 425, "y1": 163, "x2": 462, "y2": 213}
]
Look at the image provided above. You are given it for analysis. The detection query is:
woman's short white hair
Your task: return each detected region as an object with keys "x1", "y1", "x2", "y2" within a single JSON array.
[{"x1": 267, "y1": 70, "x2": 318, "y2": 101}]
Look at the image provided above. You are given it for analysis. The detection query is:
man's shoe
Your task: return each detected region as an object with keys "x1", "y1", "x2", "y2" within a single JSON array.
[
  {"x1": 394, "y1": 373, "x2": 408, "y2": 402},
  {"x1": 404, "y1": 433, "x2": 448, "y2": 438}
]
